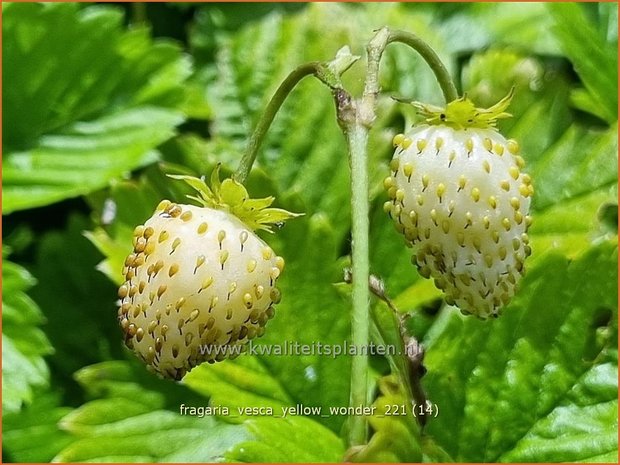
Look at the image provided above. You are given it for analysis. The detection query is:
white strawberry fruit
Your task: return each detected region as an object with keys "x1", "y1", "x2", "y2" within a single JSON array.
[
  {"x1": 384, "y1": 91, "x2": 532, "y2": 318},
  {"x1": 118, "y1": 167, "x2": 299, "y2": 379}
]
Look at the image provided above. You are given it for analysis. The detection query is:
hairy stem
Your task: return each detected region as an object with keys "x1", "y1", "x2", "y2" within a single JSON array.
[
  {"x1": 345, "y1": 120, "x2": 371, "y2": 446},
  {"x1": 233, "y1": 62, "x2": 322, "y2": 184},
  {"x1": 338, "y1": 27, "x2": 390, "y2": 448},
  {"x1": 387, "y1": 29, "x2": 458, "y2": 103}
]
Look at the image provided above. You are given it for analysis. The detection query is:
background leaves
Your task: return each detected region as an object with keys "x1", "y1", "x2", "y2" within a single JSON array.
[
  {"x1": 2, "y1": 2, "x2": 190, "y2": 213},
  {"x1": 421, "y1": 242, "x2": 617, "y2": 462},
  {"x1": 2, "y1": 253, "x2": 53, "y2": 413},
  {"x1": 549, "y1": 2, "x2": 618, "y2": 123},
  {"x1": 3, "y1": 2, "x2": 618, "y2": 463},
  {"x1": 50, "y1": 361, "x2": 343, "y2": 462}
]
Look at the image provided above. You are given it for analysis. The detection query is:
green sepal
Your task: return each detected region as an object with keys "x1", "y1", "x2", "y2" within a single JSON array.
[
  {"x1": 168, "y1": 165, "x2": 302, "y2": 233},
  {"x1": 411, "y1": 87, "x2": 514, "y2": 130}
]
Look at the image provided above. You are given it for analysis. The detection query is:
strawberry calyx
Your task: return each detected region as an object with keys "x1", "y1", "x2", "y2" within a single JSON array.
[
  {"x1": 168, "y1": 165, "x2": 301, "y2": 233},
  {"x1": 412, "y1": 87, "x2": 514, "y2": 130}
]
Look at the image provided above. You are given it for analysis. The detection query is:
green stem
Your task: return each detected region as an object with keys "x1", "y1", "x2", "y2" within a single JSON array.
[
  {"x1": 131, "y1": 3, "x2": 147, "y2": 25},
  {"x1": 387, "y1": 30, "x2": 458, "y2": 103},
  {"x1": 233, "y1": 62, "x2": 322, "y2": 184},
  {"x1": 345, "y1": 121, "x2": 371, "y2": 446},
  {"x1": 339, "y1": 27, "x2": 390, "y2": 448}
]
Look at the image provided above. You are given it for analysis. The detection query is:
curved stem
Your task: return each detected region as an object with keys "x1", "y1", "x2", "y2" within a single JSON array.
[
  {"x1": 233, "y1": 62, "x2": 322, "y2": 184},
  {"x1": 387, "y1": 30, "x2": 458, "y2": 103}
]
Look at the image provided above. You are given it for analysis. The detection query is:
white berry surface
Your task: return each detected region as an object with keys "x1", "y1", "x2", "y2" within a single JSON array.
[
  {"x1": 385, "y1": 125, "x2": 532, "y2": 318},
  {"x1": 118, "y1": 201, "x2": 284, "y2": 379}
]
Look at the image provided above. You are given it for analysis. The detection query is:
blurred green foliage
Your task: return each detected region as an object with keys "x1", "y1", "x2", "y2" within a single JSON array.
[
  {"x1": 2, "y1": 251, "x2": 53, "y2": 413},
  {"x1": 2, "y1": 2, "x2": 618, "y2": 463}
]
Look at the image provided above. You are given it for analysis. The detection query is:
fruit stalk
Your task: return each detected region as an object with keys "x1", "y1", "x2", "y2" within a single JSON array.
[
  {"x1": 234, "y1": 62, "x2": 322, "y2": 184},
  {"x1": 234, "y1": 53, "x2": 358, "y2": 184},
  {"x1": 387, "y1": 30, "x2": 458, "y2": 103}
]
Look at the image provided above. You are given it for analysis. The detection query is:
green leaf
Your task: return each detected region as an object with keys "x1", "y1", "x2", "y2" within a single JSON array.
[
  {"x1": 183, "y1": 356, "x2": 293, "y2": 422},
  {"x1": 55, "y1": 413, "x2": 245, "y2": 463},
  {"x1": 2, "y1": 257, "x2": 53, "y2": 413},
  {"x1": 49, "y1": 361, "x2": 248, "y2": 462},
  {"x1": 369, "y1": 203, "x2": 432, "y2": 298},
  {"x1": 85, "y1": 169, "x2": 172, "y2": 286},
  {"x1": 4, "y1": 108, "x2": 182, "y2": 214},
  {"x1": 227, "y1": 416, "x2": 344, "y2": 463},
  {"x1": 2, "y1": 392, "x2": 74, "y2": 462},
  {"x1": 531, "y1": 124, "x2": 618, "y2": 211},
  {"x1": 549, "y1": 3, "x2": 618, "y2": 123},
  {"x1": 53, "y1": 360, "x2": 343, "y2": 462},
  {"x1": 421, "y1": 241, "x2": 618, "y2": 462},
  {"x1": 528, "y1": 184, "x2": 617, "y2": 261},
  {"x1": 2, "y1": 2, "x2": 190, "y2": 213},
  {"x1": 83, "y1": 224, "x2": 135, "y2": 286},
  {"x1": 440, "y1": 3, "x2": 561, "y2": 56},
  {"x1": 525, "y1": 124, "x2": 618, "y2": 260},
  {"x1": 570, "y1": 88, "x2": 611, "y2": 123},
  {"x1": 29, "y1": 215, "x2": 125, "y2": 379},
  {"x1": 502, "y1": 365, "x2": 618, "y2": 462}
]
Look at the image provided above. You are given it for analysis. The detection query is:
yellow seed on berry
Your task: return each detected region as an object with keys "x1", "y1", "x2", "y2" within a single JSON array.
[{"x1": 393, "y1": 133, "x2": 405, "y2": 146}]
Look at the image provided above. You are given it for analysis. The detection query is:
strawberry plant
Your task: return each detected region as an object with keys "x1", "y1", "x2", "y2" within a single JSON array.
[{"x1": 3, "y1": 2, "x2": 618, "y2": 463}]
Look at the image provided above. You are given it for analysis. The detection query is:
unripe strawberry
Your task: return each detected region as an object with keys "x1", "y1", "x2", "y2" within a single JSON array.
[
  {"x1": 118, "y1": 168, "x2": 298, "y2": 379},
  {"x1": 384, "y1": 91, "x2": 532, "y2": 318}
]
